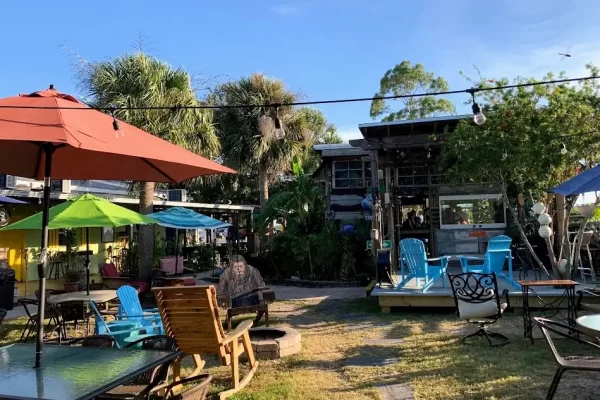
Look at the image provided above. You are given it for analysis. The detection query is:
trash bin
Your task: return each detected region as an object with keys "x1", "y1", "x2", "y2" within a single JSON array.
[{"x1": 0, "y1": 263, "x2": 16, "y2": 310}]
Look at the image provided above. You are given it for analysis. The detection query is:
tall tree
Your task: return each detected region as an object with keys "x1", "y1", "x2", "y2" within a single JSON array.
[
  {"x1": 441, "y1": 65, "x2": 600, "y2": 276},
  {"x1": 79, "y1": 52, "x2": 219, "y2": 279},
  {"x1": 370, "y1": 61, "x2": 455, "y2": 121},
  {"x1": 213, "y1": 73, "x2": 312, "y2": 211}
]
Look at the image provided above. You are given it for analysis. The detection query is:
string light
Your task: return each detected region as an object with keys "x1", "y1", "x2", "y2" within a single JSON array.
[
  {"x1": 560, "y1": 143, "x2": 568, "y2": 154},
  {"x1": 467, "y1": 88, "x2": 486, "y2": 125},
  {"x1": 426, "y1": 149, "x2": 431, "y2": 159},
  {"x1": 274, "y1": 105, "x2": 285, "y2": 140},
  {"x1": 3, "y1": 75, "x2": 599, "y2": 112}
]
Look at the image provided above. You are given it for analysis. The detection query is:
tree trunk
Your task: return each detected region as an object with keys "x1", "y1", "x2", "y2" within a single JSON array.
[
  {"x1": 138, "y1": 182, "x2": 155, "y2": 280},
  {"x1": 259, "y1": 162, "x2": 269, "y2": 212}
]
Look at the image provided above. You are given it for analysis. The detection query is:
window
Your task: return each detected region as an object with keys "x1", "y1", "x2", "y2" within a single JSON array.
[
  {"x1": 333, "y1": 161, "x2": 371, "y2": 188},
  {"x1": 439, "y1": 194, "x2": 506, "y2": 229}
]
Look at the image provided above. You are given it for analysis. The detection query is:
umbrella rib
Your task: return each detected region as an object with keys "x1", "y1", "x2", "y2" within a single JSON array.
[{"x1": 141, "y1": 158, "x2": 176, "y2": 183}]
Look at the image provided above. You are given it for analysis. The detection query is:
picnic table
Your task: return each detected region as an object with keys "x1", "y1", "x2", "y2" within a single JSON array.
[
  {"x1": 0, "y1": 343, "x2": 181, "y2": 400},
  {"x1": 47, "y1": 290, "x2": 117, "y2": 305}
]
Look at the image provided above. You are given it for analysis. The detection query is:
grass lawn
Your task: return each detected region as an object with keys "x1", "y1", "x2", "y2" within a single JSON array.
[{"x1": 2, "y1": 297, "x2": 599, "y2": 400}]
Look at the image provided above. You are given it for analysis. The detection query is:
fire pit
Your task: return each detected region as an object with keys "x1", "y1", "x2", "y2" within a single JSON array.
[{"x1": 248, "y1": 327, "x2": 301, "y2": 360}]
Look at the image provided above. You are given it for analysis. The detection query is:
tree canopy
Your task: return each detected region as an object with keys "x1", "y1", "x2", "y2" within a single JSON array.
[
  {"x1": 441, "y1": 65, "x2": 600, "y2": 199},
  {"x1": 370, "y1": 61, "x2": 455, "y2": 121}
]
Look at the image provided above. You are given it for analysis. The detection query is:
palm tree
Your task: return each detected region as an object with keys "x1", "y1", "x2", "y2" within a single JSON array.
[
  {"x1": 213, "y1": 73, "x2": 311, "y2": 211},
  {"x1": 78, "y1": 52, "x2": 219, "y2": 279}
]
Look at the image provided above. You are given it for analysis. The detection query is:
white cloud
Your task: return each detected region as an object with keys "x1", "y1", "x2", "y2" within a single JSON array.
[{"x1": 270, "y1": 4, "x2": 299, "y2": 16}]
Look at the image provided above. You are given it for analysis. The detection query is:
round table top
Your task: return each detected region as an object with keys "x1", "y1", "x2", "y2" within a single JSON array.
[
  {"x1": 47, "y1": 290, "x2": 118, "y2": 304},
  {"x1": 576, "y1": 314, "x2": 600, "y2": 336}
]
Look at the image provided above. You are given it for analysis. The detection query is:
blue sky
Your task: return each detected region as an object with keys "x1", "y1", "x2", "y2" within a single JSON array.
[{"x1": 1, "y1": 0, "x2": 599, "y2": 142}]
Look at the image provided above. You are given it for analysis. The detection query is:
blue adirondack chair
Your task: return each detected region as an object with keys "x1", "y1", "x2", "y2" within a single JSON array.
[
  {"x1": 397, "y1": 238, "x2": 450, "y2": 292},
  {"x1": 89, "y1": 301, "x2": 154, "y2": 348},
  {"x1": 459, "y1": 235, "x2": 520, "y2": 289},
  {"x1": 116, "y1": 285, "x2": 164, "y2": 334}
]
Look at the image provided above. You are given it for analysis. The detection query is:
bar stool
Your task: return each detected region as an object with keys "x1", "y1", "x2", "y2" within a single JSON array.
[{"x1": 578, "y1": 231, "x2": 596, "y2": 283}]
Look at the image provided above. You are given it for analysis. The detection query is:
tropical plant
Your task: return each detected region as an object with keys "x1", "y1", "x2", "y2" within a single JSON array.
[
  {"x1": 78, "y1": 52, "x2": 220, "y2": 279},
  {"x1": 213, "y1": 73, "x2": 316, "y2": 211},
  {"x1": 370, "y1": 60, "x2": 455, "y2": 121}
]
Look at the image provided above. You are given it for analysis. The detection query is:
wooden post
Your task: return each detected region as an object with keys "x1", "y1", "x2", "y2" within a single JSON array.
[
  {"x1": 385, "y1": 167, "x2": 397, "y2": 270},
  {"x1": 370, "y1": 150, "x2": 381, "y2": 259}
]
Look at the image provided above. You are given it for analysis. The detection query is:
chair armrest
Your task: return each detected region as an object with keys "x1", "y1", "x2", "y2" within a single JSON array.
[
  {"x1": 577, "y1": 289, "x2": 600, "y2": 311},
  {"x1": 427, "y1": 256, "x2": 450, "y2": 262},
  {"x1": 222, "y1": 319, "x2": 253, "y2": 345},
  {"x1": 258, "y1": 288, "x2": 276, "y2": 303},
  {"x1": 216, "y1": 294, "x2": 232, "y2": 309}
]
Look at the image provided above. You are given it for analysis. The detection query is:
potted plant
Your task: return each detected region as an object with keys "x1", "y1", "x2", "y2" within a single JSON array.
[{"x1": 63, "y1": 267, "x2": 81, "y2": 292}]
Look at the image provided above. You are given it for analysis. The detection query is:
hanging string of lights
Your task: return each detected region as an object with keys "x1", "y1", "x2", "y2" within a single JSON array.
[{"x1": 0, "y1": 75, "x2": 598, "y2": 113}]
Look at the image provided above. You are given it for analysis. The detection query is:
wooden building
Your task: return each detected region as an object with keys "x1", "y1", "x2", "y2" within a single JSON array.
[{"x1": 315, "y1": 116, "x2": 508, "y2": 264}]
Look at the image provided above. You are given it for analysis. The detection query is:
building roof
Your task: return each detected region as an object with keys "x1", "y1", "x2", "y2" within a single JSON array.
[
  {"x1": 0, "y1": 189, "x2": 257, "y2": 212},
  {"x1": 358, "y1": 114, "x2": 470, "y2": 137}
]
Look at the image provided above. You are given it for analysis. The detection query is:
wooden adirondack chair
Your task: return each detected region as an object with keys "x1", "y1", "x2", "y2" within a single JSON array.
[
  {"x1": 152, "y1": 285, "x2": 258, "y2": 400},
  {"x1": 397, "y1": 238, "x2": 449, "y2": 292},
  {"x1": 459, "y1": 235, "x2": 520, "y2": 289}
]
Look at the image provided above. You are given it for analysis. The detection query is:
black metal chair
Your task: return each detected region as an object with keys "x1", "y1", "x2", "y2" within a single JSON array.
[
  {"x1": 18, "y1": 298, "x2": 60, "y2": 342},
  {"x1": 534, "y1": 317, "x2": 600, "y2": 400},
  {"x1": 54, "y1": 301, "x2": 92, "y2": 340},
  {"x1": 162, "y1": 374, "x2": 212, "y2": 400},
  {"x1": 65, "y1": 335, "x2": 116, "y2": 348},
  {"x1": 577, "y1": 289, "x2": 600, "y2": 313},
  {"x1": 97, "y1": 335, "x2": 178, "y2": 399},
  {"x1": 448, "y1": 272, "x2": 510, "y2": 346}
]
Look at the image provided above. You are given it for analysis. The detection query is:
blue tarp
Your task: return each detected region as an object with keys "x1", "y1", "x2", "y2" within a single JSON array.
[
  {"x1": 0, "y1": 195, "x2": 25, "y2": 204},
  {"x1": 550, "y1": 165, "x2": 600, "y2": 196},
  {"x1": 148, "y1": 207, "x2": 232, "y2": 229}
]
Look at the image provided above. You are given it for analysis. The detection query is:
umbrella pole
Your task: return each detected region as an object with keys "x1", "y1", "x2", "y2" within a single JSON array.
[
  {"x1": 35, "y1": 144, "x2": 54, "y2": 368},
  {"x1": 86, "y1": 227, "x2": 90, "y2": 295},
  {"x1": 175, "y1": 229, "x2": 179, "y2": 275}
]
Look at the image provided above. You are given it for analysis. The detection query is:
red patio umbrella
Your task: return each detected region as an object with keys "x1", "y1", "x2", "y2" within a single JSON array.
[{"x1": 0, "y1": 86, "x2": 235, "y2": 367}]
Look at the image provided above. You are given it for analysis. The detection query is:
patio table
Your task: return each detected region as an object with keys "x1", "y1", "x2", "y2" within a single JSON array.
[
  {"x1": 0, "y1": 343, "x2": 182, "y2": 400},
  {"x1": 576, "y1": 314, "x2": 600, "y2": 338},
  {"x1": 47, "y1": 290, "x2": 117, "y2": 305}
]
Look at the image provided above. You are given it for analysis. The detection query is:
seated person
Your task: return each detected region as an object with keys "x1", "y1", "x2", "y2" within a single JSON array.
[{"x1": 218, "y1": 254, "x2": 266, "y2": 308}]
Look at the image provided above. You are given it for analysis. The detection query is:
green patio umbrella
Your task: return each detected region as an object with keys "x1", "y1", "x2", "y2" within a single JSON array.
[{"x1": 0, "y1": 193, "x2": 157, "y2": 294}]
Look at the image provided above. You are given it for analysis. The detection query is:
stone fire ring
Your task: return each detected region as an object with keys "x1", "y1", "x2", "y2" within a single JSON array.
[{"x1": 248, "y1": 327, "x2": 301, "y2": 360}]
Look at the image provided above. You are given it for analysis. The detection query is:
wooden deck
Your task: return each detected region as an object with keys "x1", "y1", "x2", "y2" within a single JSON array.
[{"x1": 372, "y1": 266, "x2": 598, "y2": 312}]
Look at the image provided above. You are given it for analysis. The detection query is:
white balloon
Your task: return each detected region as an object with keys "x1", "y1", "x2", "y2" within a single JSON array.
[
  {"x1": 537, "y1": 213, "x2": 552, "y2": 225},
  {"x1": 538, "y1": 225, "x2": 553, "y2": 238},
  {"x1": 557, "y1": 259, "x2": 568, "y2": 275},
  {"x1": 531, "y1": 202, "x2": 545, "y2": 215}
]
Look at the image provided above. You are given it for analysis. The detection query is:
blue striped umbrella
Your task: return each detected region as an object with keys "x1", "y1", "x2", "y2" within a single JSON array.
[{"x1": 148, "y1": 207, "x2": 231, "y2": 229}]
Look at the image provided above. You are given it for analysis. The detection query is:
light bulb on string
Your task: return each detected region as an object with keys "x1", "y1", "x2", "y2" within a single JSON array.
[
  {"x1": 274, "y1": 105, "x2": 285, "y2": 140},
  {"x1": 426, "y1": 149, "x2": 431, "y2": 159},
  {"x1": 560, "y1": 143, "x2": 568, "y2": 155},
  {"x1": 502, "y1": 151, "x2": 507, "y2": 161},
  {"x1": 468, "y1": 89, "x2": 486, "y2": 125}
]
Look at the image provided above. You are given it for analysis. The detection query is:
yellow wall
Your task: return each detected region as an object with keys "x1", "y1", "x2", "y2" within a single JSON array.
[{"x1": 0, "y1": 202, "x2": 129, "y2": 282}]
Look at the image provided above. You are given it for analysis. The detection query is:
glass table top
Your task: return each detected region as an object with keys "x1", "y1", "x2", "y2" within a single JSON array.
[
  {"x1": 0, "y1": 343, "x2": 180, "y2": 400},
  {"x1": 577, "y1": 315, "x2": 600, "y2": 334}
]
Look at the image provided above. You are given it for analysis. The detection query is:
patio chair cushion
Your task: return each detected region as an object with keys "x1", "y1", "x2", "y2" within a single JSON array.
[
  {"x1": 159, "y1": 257, "x2": 184, "y2": 276},
  {"x1": 102, "y1": 263, "x2": 120, "y2": 278},
  {"x1": 457, "y1": 297, "x2": 501, "y2": 320},
  {"x1": 129, "y1": 280, "x2": 150, "y2": 293}
]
